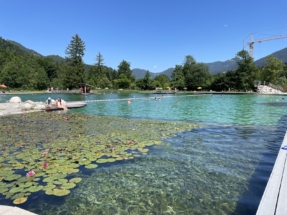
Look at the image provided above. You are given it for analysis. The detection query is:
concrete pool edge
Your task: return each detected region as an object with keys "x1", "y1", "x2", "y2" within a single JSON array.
[
  {"x1": 0, "y1": 205, "x2": 37, "y2": 215},
  {"x1": 256, "y1": 131, "x2": 287, "y2": 215}
]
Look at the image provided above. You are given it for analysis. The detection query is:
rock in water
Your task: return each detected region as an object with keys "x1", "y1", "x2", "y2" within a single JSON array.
[
  {"x1": 9, "y1": 96, "x2": 22, "y2": 103},
  {"x1": 22, "y1": 103, "x2": 33, "y2": 110}
]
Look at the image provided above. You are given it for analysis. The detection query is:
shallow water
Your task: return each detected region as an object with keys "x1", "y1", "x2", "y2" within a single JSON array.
[{"x1": 0, "y1": 93, "x2": 286, "y2": 214}]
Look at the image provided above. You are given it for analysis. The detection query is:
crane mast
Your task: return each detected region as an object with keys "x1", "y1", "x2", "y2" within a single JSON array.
[{"x1": 247, "y1": 34, "x2": 287, "y2": 58}]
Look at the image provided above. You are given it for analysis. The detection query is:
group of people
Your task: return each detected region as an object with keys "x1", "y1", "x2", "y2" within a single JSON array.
[{"x1": 47, "y1": 97, "x2": 68, "y2": 111}]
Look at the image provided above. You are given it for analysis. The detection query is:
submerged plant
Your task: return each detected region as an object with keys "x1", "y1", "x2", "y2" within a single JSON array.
[{"x1": 0, "y1": 112, "x2": 199, "y2": 204}]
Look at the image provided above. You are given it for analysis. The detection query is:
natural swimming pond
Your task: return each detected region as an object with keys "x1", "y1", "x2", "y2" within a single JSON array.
[{"x1": 0, "y1": 93, "x2": 286, "y2": 215}]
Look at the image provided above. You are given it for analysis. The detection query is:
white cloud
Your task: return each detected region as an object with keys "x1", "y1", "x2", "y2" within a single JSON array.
[{"x1": 154, "y1": 66, "x2": 157, "y2": 68}]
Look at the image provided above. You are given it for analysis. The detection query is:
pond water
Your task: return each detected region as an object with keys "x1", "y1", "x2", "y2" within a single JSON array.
[{"x1": 0, "y1": 93, "x2": 287, "y2": 215}]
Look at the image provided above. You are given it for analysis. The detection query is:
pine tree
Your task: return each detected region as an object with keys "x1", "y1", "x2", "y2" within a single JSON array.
[{"x1": 64, "y1": 34, "x2": 86, "y2": 89}]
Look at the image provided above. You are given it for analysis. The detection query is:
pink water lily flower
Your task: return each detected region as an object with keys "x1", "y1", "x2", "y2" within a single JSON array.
[
  {"x1": 26, "y1": 171, "x2": 35, "y2": 177},
  {"x1": 43, "y1": 163, "x2": 48, "y2": 168},
  {"x1": 56, "y1": 147, "x2": 61, "y2": 151},
  {"x1": 129, "y1": 141, "x2": 133, "y2": 144}
]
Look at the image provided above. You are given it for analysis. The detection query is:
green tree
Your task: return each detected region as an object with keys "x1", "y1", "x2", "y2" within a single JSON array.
[
  {"x1": 185, "y1": 63, "x2": 211, "y2": 90},
  {"x1": 36, "y1": 57, "x2": 58, "y2": 82},
  {"x1": 260, "y1": 55, "x2": 283, "y2": 83},
  {"x1": 141, "y1": 70, "x2": 152, "y2": 90},
  {"x1": 154, "y1": 74, "x2": 170, "y2": 89},
  {"x1": 234, "y1": 50, "x2": 257, "y2": 90},
  {"x1": 64, "y1": 34, "x2": 86, "y2": 88},
  {"x1": 118, "y1": 60, "x2": 133, "y2": 80},
  {"x1": 114, "y1": 74, "x2": 131, "y2": 89},
  {"x1": 88, "y1": 52, "x2": 111, "y2": 88},
  {"x1": 171, "y1": 65, "x2": 185, "y2": 90}
]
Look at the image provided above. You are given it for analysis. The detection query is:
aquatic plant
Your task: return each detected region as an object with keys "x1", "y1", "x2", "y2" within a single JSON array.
[
  {"x1": 26, "y1": 171, "x2": 35, "y2": 177},
  {"x1": 0, "y1": 112, "x2": 198, "y2": 204}
]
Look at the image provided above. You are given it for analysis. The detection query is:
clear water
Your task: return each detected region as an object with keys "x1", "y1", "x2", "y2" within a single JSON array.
[{"x1": 0, "y1": 93, "x2": 287, "y2": 214}]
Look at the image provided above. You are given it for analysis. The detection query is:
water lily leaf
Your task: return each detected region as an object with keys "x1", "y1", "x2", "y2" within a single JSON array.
[
  {"x1": 107, "y1": 158, "x2": 116, "y2": 162},
  {"x1": 13, "y1": 197, "x2": 27, "y2": 204},
  {"x1": 45, "y1": 189, "x2": 54, "y2": 195},
  {"x1": 61, "y1": 183, "x2": 76, "y2": 189},
  {"x1": 11, "y1": 193, "x2": 26, "y2": 200},
  {"x1": 68, "y1": 163, "x2": 80, "y2": 168},
  {"x1": 4, "y1": 174, "x2": 21, "y2": 182},
  {"x1": 34, "y1": 172, "x2": 46, "y2": 177},
  {"x1": 85, "y1": 164, "x2": 98, "y2": 169},
  {"x1": 0, "y1": 187, "x2": 8, "y2": 193},
  {"x1": 43, "y1": 184, "x2": 56, "y2": 191},
  {"x1": 96, "y1": 159, "x2": 107, "y2": 163},
  {"x1": 43, "y1": 177, "x2": 56, "y2": 183},
  {"x1": 138, "y1": 148, "x2": 149, "y2": 153},
  {"x1": 20, "y1": 182, "x2": 34, "y2": 188},
  {"x1": 53, "y1": 189, "x2": 70, "y2": 196},
  {"x1": 69, "y1": 178, "x2": 82, "y2": 183},
  {"x1": 54, "y1": 179, "x2": 68, "y2": 185},
  {"x1": 26, "y1": 185, "x2": 43, "y2": 193},
  {"x1": 0, "y1": 170, "x2": 14, "y2": 177}
]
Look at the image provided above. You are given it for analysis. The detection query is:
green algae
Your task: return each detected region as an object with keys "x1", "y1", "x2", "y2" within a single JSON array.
[{"x1": 0, "y1": 112, "x2": 198, "y2": 204}]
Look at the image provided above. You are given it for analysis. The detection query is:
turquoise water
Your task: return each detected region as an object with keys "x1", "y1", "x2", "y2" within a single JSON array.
[
  {"x1": 1, "y1": 93, "x2": 285, "y2": 125},
  {"x1": 0, "y1": 93, "x2": 287, "y2": 214}
]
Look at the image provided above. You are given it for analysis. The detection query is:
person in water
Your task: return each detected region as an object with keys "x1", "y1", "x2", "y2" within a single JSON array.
[{"x1": 57, "y1": 97, "x2": 68, "y2": 110}]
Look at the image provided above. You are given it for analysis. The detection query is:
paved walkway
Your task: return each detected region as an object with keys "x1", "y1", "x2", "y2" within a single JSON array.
[
  {"x1": 0, "y1": 206, "x2": 37, "y2": 215},
  {"x1": 256, "y1": 131, "x2": 287, "y2": 215}
]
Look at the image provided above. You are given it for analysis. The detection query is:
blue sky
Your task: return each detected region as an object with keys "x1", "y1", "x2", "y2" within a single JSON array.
[{"x1": 0, "y1": 0, "x2": 286, "y2": 72}]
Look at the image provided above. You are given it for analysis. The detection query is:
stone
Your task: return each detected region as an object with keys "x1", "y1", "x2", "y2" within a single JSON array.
[
  {"x1": 9, "y1": 96, "x2": 21, "y2": 103},
  {"x1": 34, "y1": 104, "x2": 46, "y2": 110},
  {"x1": 24, "y1": 100, "x2": 35, "y2": 105},
  {"x1": 22, "y1": 103, "x2": 33, "y2": 110}
]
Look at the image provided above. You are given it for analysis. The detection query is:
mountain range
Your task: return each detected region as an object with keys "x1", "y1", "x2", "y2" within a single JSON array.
[{"x1": 4, "y1": 38, "x2": 287, "y2": 79}]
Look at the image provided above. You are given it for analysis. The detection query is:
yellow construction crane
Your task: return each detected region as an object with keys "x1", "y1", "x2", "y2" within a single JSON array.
[{"x1": 245, "y1": 34, "x2": 287, "y2": 58}]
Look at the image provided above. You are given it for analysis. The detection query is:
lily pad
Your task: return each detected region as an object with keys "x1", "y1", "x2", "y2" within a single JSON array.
[
  {"x1": 53, "y1": 189, "x2": 70, "y2": 196},
  {"x1": 13, "y1": 197, "x2": 27, "y2": 204},
  {"x1": 45, "y1": 189, "x2": 54, "y2": 195},
  {"x1": 69, "y1": 178, "x2": 82, "y2": 183},
  {"x1": 85, "y1": 164, "x2": 98, "y2": 169},
  {"x1": 4, "y1": 174, "x2": 21, "y2": 182},
  {"x1": 26, "y1": 185, "x2": 43, "y2": 193},
  {"x1": 10, "y1": 187, "x2": 24, "y2": 193},
  {"x1": 61, "y1": 183, "x2": 76, "y2": 189}
]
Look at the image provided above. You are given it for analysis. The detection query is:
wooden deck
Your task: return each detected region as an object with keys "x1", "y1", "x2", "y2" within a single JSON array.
[{"x1": 256, "y1": 131, "x2": 287, "y2": 215}]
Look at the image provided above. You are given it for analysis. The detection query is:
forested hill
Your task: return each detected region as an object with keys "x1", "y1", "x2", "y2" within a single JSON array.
[
  {"x1": 3, "y1": 38, "x2": 94, "y2": 72},
  {"x1": 132, "y1": 48, "x2": 287, "y2": 79},
  {"x1": 2, "y1": 37, "x2": 287, "y2": 79},
  {"x1": 7, "y1": 40, "x2": 42, "y2": 56},
  {"x1": 255, "y1": 47, "x2": 287, "y2": 67}
]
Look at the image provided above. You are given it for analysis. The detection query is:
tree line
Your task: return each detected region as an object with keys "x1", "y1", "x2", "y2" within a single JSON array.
[{"x1": 0, "y1": 34, "x2": 287, "y2": 91}]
